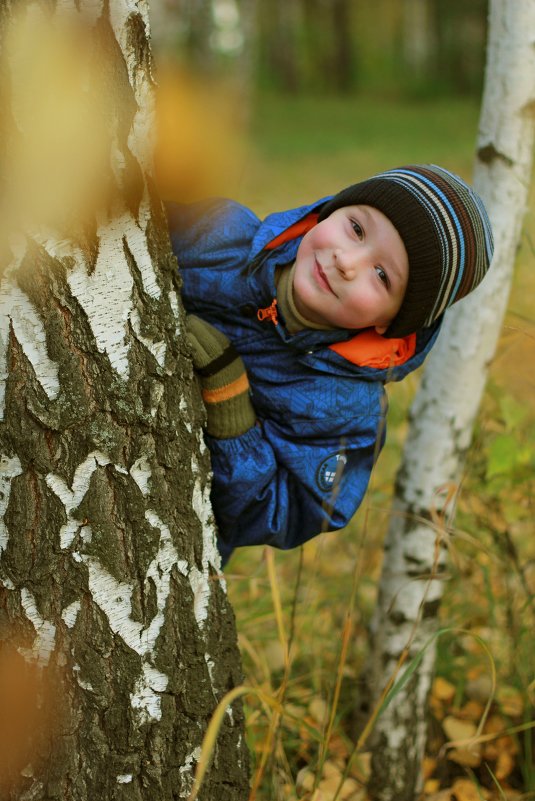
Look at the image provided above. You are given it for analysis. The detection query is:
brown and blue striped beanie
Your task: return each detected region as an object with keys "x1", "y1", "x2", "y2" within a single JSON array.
[{"x1": 318, "y1": 165, "x2": 494, "y2": 338}]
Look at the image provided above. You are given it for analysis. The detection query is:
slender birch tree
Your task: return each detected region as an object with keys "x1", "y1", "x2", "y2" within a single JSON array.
[
  {"x1": 0, "y1": 2, "x2": 249, "y2": 799},
  {"x1": 366, "y1": 2, "x2": 535, "y2": 799}
]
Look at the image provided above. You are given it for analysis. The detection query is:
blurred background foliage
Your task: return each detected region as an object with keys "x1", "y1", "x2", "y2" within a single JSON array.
[
  {"x1": 152, "y1": 0, "x2": 488, "y2": 99},
  {"x1": 151, "y1": 2, "x2": 534, "y2": 799}
]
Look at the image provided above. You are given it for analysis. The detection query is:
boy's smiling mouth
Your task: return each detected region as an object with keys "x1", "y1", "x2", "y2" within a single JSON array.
[{"x1": 314, "y1": 257, "x2": 336, "y2": 295}]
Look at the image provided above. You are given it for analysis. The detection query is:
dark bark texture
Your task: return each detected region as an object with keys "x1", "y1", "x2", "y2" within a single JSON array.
[{"x1": 0, "y1": 2, "x2": 249, "y2": 799}]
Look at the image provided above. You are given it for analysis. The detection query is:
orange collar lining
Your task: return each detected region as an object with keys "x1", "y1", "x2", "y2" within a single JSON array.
[
  {"x1": 329, "y1": 330, "x2": 417, "y2": 369},
  {"x1": 264, "y1": 213, "x2": 320, "y2": 251}
]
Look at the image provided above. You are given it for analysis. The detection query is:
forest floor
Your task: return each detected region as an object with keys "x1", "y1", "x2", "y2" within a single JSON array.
[{"x1": 217, "y1": 92, "x2": 534, "y2": 801}]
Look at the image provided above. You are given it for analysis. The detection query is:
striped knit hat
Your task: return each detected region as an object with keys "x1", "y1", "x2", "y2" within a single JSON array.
[{"x1": 318, "y1": 165, "x2": 494, "y2": 338}]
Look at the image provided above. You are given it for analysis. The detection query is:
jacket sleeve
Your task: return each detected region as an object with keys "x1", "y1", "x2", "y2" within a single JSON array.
[
  {"x1": 204, "y1": 404, "x2": 385, "y2": 553},
  {"x1": 166, "y1": 199, "x2": 260, "y2": 272}
]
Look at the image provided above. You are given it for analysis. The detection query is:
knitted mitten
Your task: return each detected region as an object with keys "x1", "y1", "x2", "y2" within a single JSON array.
[{"x1": 186, "y1": 315, "x2": 256, "y2": 439}]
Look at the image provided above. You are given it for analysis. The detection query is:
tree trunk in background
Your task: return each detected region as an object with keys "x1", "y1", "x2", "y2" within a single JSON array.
[
  {"x1": 367, "y1": 2, "x2": 535, "y2": 799},
  {"x1": 235, "y1": 0, "x2": 258, "y2": 108},
  {"x1": 271, "y1": 0, "x2": 301, "y2": 92},
  {"x1": 149, "y1": 0, "x2": 183, "y2": 56},
  {"x1": 402, "y1": 0, "x2": 436, "y2": 78},
  {"x1": 0, "y1": 2, "x2": 249, "y2": 800},
  {"x1": 332, "y1": 0, "x2": 354, "y2": 92},
  {"x1": 185, "y1": 0, "x2": 216, "y2": 73},
  {"x1": 151, "y1": 0, "x2": 217, "y2": 73}
]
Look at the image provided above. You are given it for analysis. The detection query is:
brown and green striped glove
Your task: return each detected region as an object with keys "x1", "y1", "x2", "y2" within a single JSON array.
[{"x1": 186, "y1": 315, "x2": 256, "y2": 439}]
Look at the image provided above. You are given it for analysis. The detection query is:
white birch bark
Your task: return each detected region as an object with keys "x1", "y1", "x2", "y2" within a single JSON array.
[
  {"x1": 0, "y1": 1, "x2": 248, "y2": 799},
  {"x1": 367, "y1": 3, "x2": 535, "y2": 799}
]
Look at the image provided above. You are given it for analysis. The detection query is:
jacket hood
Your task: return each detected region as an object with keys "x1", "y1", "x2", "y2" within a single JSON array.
[{"x1": 249, "y1": 197, "x2": 331, "y2": 261}]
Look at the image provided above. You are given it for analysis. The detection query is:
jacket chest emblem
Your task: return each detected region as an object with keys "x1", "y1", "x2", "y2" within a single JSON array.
[{"x1": 316, "y1": 451, "x2": 348, "y2": 492}]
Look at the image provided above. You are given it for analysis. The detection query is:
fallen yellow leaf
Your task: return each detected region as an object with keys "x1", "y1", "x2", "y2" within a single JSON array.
[
  {"x1": 452, "y1": 777, "x2": 488, "y2": 801},
  {"x1": 433, "y1": 676, "x2": 456, "y2": 702},
  {"x1": 348, "y1": 752, "x2": 371, "y2": 782},
  {"x1": 496, "y1": 686, "x2": 524, "y2": 717},
  {"x1": 448, "y1": 745, "x2": 482, "y2": 768},
  {"x1": 483, "y1": 713, "x2": 506, "y2": 734},
  {"x1": 424, "y1": 790, "x2": 453, "y2": 801},
  {"x1": 443, "y1": 715, "x2": 477, "y2": 741},
  {"x1": 495, "y1": 748, "x2": 515, "y2": 780},
  {"x1": 443, "y1": 716, "x2": 482, "y2": 766},
  {"x1": 338, "y1": 778, "x2": 361, "y2": 800},
  {"x1": 429, "y1": 694, "x2": 446, "y2": 721},
  {"x1": 327, "y1": 734, "x2": 350, "y2": 761},
  {"x1": 460, "y1": 700, "x2": 484, "y2": 721},
  {"x1": 318, "y1": 775, "x2": 341, "y2": 798},
  {"x1": 296, "y1": 767, "x2": 315, "y2": 795},
  {"x1": 309, "y1": 698, "x2": 329, "y2": 725}
]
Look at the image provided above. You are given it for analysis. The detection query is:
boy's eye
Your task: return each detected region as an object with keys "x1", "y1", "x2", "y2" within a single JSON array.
[
  {"x1": 351, "y1": 220, "x2": 363, "y2": 239},
  {"x1": 375, "y1": 266, "x2": 389, "y2": 287}
]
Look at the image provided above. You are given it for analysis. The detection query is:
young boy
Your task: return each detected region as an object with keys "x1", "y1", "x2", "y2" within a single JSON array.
[{"x1": 167, "y1": 165, "x2": 494, "y2": 565}]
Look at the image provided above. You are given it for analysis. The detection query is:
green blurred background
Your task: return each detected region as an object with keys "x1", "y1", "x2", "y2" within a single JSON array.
[{"x1": 154, "y1": 0, "x2": 488, "y2": 100}]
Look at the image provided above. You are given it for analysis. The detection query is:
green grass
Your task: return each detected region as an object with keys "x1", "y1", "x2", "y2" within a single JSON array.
[{"x1": 234, "y1": 92, "x2": 480, "y2": 216}]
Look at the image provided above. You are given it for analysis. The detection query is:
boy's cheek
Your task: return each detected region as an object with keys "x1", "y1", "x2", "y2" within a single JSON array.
[{"x1": 292, "y1": 268, "x2": 315, "y2": 317}]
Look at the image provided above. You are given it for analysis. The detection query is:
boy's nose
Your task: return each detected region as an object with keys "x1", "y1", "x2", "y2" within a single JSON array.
[{"x1": 334, "y1": 249, "x2": 361, "y2": 279}]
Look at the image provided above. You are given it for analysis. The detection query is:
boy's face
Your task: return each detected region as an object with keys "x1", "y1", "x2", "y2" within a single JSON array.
[{"x1": 292, "y1": 205, "x2": 409, "y2": 334}]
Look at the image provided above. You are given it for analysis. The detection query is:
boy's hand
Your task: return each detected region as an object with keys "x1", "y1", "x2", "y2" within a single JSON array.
[{"x1": 186, "y1": 315, "x2": 256, "y2": 439}]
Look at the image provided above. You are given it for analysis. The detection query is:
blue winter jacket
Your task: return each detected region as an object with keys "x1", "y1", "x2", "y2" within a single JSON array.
[{"x1": 167, "y1": 197, "x2": 441, "y2": 562}]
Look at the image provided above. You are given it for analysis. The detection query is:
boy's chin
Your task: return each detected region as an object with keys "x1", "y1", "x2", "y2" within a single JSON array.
[{"x1": 374, "y1": 324, "x2": 388, "y2": 335}]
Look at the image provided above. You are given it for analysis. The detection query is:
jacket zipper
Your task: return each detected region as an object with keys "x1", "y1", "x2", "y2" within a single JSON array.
[{"x1": 257, "y1": 298, "x2": 279, "y2": 326}]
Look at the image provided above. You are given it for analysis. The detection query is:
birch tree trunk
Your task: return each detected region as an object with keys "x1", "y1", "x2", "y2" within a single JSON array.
[
  {"x1": 0, "y1": 2, "x2": 249, "y2": 799},
  {"x1": 367, "y1": 3, "x2": 535, "y2": 799}
]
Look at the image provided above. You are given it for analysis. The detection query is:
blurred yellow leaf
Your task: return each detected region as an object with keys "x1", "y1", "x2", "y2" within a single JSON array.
[
  {"x1": 424, "y1": 790, "x2": 453, "y2": 801},
  {"x1": 339, "y1": 778, "x2": 362, "y2": 800},
  {"x1": 322, "y1": 760, "x2": 342, "y2": 779},
  {"x1": 154, "y1": 66, "x2": 247, "y2": 204},
  {"x1": 443, "y1": 716, "x2": 482, "y2": 767},
  {"x1": 431, "y1": 676, "x2": 455, "y2": 702},
  {"x1": 348, "y1": 751, "x2": 371, "y2": 783},
  {"x1": 460, "y1": 700, "x2": 485, "y2": 721},
  {"x1": 448, "y1": 747, "x2": 482, "y2": 768},
  {"x1": 429, "y1": 693, "x2": 446, "y2": 720},
  {"x1": 433, "y1": 676, "x2": 456, "y2": 702},
  {"x1": 318, "y1": 775, "x2": 342, "y2": 797},
  {"x1": 424, "y1": 779, "x2": 440, "y2": 794},
  {"x1": 443, "y1": 716, "x2": 477, "y2": 741},
  {"x1": 495, "y1": 748, "x2": 515, "y2": 780},
  {"x1": 296, "y1": 767, "x2": 315, "y2": 796},
  {"x1": 451, "y1": 777, "x2": 488, "y2": 801},
  {"x1": 316, "y1": 775, "x2": 364, "y2": 801},
  {"x1": 327, "y1": 734, "x2": 350, "y2": 761},
  {"x1": 309, "y1": 697, "x2": 329, "y2": 725},
  {"x1": 496, "y1": 686, "x2": 524, "y2": 717},
  {"x1": 0, "y1": 646, "x2": 52, "y2": 793},
  {"x1": 263, "y1": 641, "x2": 286, "y2": 673},
  {"x1": 284, "y1": 703, "x2": 307, "y2": 721},
  {"x1": 483, "y1": 713, "x2": 507, "y2": 734}
]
